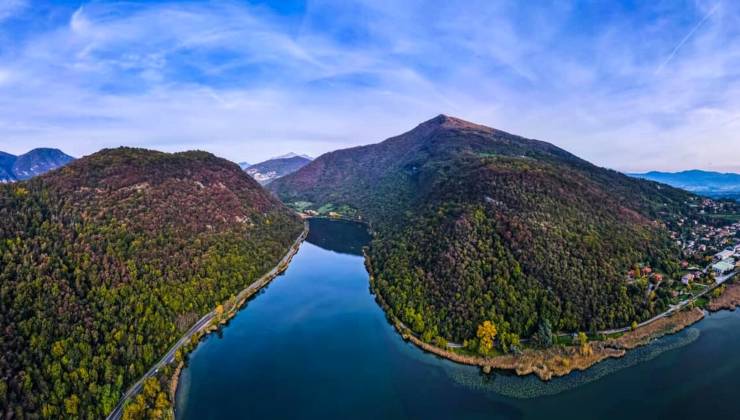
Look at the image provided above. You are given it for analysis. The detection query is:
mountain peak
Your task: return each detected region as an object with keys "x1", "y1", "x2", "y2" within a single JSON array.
[
  {"x1": 273, "y1": 152, "x2": 313, "y2": 160},
  {"x1": 0, "y1": 147, "x2": 74, "y2": 181},
  {"x1": 246, "y1": 153, "x2": 313, "y2": 185},
  {"x1": 27, "y1": 147, "x2": 65, "y2": 154},
  {"x1": 422, "y1": 114, "x2": 494, "y2": 132}
]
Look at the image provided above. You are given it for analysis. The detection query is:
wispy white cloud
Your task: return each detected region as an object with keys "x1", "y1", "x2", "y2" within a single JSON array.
[
  {"x1": 0, "y1": 1, "x2": 739, "y2": 171},
  {"x1": 0, "y1": 0, "x2": 26, "y2": 22}
]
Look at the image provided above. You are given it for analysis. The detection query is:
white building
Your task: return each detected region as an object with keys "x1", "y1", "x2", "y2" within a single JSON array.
[
  {"x1": 713, "y1": 258, "x2": 735, "y2": 275},
  {"x1": 715, "y1": 249, "x2": 734, "y2": 261}
]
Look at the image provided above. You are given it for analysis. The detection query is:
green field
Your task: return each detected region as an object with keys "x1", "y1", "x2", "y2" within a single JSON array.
[{"x1": 290, "y1": 201, "x2": 314, "y2": 212}]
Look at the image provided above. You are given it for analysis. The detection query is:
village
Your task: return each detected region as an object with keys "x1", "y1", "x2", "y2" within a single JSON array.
[{"x1": 628, "y1": 197, "x2": 740, "y2": 310}]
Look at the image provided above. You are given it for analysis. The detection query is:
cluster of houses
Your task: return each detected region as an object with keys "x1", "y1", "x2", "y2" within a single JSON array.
[
  {"x1": 681, "y1": 272, "x2": 697, "y2": 286},
  {"x1": 639, "y1": 199, "x2": 740, "y2": 292},
  {"x1": 299, "y1": 209, "x2": 342, "y2": 219},
  {"x1": 627, "y1": 266, "x2": 664, "y2": 285},
  {"x1": 672, "y1": 198, "x2": 738, "y2": 251},
  {"x1": 674, "y1": 220, "x2": 740, "y2": 259},
  {"x1": 698, "y1": 198, "x2": 736, "y2": 214}
]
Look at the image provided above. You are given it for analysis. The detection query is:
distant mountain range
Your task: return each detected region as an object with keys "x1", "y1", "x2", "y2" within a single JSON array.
[
  {"x1": 630, "y1": 170, "x2": 740, "y2": 200},
  {"x1": 0, "y1": 148, "x2": 74, "y2": 182},
  {"x1": 245, "y1": 154, "x2": 312, "y2": 185}
]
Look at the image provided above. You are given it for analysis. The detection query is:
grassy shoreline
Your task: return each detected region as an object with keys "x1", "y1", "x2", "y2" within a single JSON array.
[{"x1": 708, "y1": 282, "x2": 740, "y2": 312}]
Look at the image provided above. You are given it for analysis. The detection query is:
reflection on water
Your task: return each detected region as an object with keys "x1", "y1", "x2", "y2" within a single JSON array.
[
  {"x1": 305, "y1": 217, "x2": 371, "y2": 255},
  {"x1": 177, "y1": 219, "x2": 740, "y2": 420}
]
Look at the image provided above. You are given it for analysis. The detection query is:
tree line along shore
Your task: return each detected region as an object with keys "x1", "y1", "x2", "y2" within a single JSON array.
[{"x1": 364, "y1": 248, "x2": 734, "y2": 381}]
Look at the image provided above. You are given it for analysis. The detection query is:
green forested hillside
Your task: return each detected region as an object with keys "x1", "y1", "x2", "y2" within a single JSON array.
[
  {"x1": 369, "y1": 156, "x2": 683, "y2": 342},
  {"x1": 272, "y1": 115, "x2": 707, "y2": 345},
  {"x1": 0, "y1": 148, "x2": 303, "y2": 417}
]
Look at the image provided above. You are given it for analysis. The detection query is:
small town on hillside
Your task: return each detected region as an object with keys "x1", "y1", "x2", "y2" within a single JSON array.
[{"x1": 628, "y1": 197, "x2": 740, "y2": 309}]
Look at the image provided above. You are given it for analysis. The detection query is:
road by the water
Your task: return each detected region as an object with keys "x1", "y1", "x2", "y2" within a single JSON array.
[{"x1": 107, "y1": 225, "x2": 307, "y2": 419}]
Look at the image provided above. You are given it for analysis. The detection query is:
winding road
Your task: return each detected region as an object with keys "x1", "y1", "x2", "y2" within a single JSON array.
[{"x1": 107, "y1": 224, "x2": 308, "y2": 420}]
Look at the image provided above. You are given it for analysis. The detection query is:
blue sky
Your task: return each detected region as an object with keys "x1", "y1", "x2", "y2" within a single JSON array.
[{"x1": 0, "y1": 0, "x2": 739, "y2": 171}]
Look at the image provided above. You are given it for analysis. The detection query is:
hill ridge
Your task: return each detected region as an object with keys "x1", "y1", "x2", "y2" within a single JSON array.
[
  {"x1": 0, "y1": 147, "x2": 303, "y2": 416},
  {"x1": 271, "y1": 115, "x2": 710, "y2": 346}
]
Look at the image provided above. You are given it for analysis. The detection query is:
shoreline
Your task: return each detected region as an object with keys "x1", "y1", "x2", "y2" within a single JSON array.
[
  {"x1": 169, "y1": 222, "x2": 308, "y2": 414},
  {"x1": 363, "y1": 249, "x2": 708, "y2": 381},
  {"x1": 169, "y1": 362, "x2": 184, "y2": 402},
  {"x1": 168, "y1": 217, "x2": 732, "y2": 407},
  {"x1": 170, "y1": 222, "x2": 308, "y2": 406},
  {"x1": 109, "y1": 222, "x2": 308, "y2": 419},
  {"x1": 708, "y1": 282, "x2": 740, "y2": 312}
]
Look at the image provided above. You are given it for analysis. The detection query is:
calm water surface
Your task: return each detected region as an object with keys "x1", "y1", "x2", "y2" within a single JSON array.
[{"x1": 176, "y1": 219, "x2": 740, "y2": 419}]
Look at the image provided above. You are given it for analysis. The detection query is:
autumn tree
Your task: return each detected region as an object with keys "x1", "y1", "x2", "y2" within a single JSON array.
[
  {"x1": 214, "y1": 304, "x2": 225, "y2": 322},
  {"x1": 476, "y1": 321, "x2": 497, "y2": 355}
]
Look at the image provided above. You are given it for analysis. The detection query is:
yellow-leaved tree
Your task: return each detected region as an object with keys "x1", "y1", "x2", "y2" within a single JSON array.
[{"x1": 476, "y1": 321, "x2": 497, "y2": 355}]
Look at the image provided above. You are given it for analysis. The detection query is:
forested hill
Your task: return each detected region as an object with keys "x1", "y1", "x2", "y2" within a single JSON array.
[
  {"x1": 0, "y1": 147, "x2": 303, "y2": 417},
  {"x1": 271, "y1": 115, "x2": 690, "y2": 227},
  {"x1": 271, "y1": 115, "x2": 703, "y2": 346}
]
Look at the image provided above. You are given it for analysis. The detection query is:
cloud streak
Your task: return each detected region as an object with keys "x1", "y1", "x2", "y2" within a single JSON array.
[
  {"x1": 655, "y1": 2, "x2": 721, "y2": 75},
  {"x1": 0, "y1": 1, "x2": 739, "y2": 172}
]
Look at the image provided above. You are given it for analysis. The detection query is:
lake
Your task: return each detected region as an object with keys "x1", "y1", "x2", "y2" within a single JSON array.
[{"x1": 176, "y1": 218, "x2": 740, "y2": 419}]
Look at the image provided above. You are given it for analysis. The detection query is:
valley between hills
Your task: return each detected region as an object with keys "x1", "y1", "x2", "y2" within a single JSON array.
[{"x1": 1, "y1": 116, "x2": 739, "y2": 419}]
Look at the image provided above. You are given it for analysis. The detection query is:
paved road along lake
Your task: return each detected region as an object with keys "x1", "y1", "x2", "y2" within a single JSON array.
[{"x1": 176, "y1": 218, "x2": 740, "y2": 419}]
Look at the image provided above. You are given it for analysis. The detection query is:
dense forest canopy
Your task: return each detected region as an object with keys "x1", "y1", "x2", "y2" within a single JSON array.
[
  {"x1": 0, "y1": 148, "x2": 303, "y2": 417},
  {"x1": 272, "y1": 115, "x2": 721, "y2": 344}
]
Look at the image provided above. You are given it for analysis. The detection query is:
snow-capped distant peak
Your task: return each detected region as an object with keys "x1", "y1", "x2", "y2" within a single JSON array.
[{"x1": 273, "y1": 152, "x2": 313, "y2": 160}]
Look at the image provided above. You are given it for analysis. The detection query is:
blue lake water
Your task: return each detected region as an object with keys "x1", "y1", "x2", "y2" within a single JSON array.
[{"x1": 176, "y1": 218, "x2": 740, "y2": 419}]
